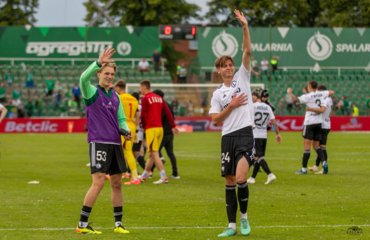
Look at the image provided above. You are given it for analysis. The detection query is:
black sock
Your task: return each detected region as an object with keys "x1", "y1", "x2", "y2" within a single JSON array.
[
  {"x1": 322, "y1": 147, "x2": 327, "y2": 161},
  {"x1": 136, "y1": 155, "x2": 146, "y2": 169},
  {"x1": 225, "y1": 185, "x2": 237, "y2": 224},
  {"x1": 315, "y1": 147, "x2": 326, "y2": 164},
  {"x1": 114, "y1": 206, "x2": 123, "y2": 227},
  {"x1": 302, "y1": 150, "x2": 310, "y2": 168},
  {"x1": 315, "y1": 156, "x2": 320, "y2": 167},
  {"x1": 237, "y1": 181, "x2": 249, "y2": 214},
  {"x1": 252, "y1": 162, "x2": 260, "y2": 178},
  {"x1": 257, "y1": 157, "x2": 272, "y2": 175},
  {"x1": 79, "y1": 205, "x2": 92, "y2": 227}
]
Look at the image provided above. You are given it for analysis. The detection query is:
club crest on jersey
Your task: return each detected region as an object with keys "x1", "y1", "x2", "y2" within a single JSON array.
[
  {"x1": 223, "y1": 94, "x2": 226, "y2": 99},
  {"x1": 231, "y1": 80, "x2": 237, "y2": 88}
]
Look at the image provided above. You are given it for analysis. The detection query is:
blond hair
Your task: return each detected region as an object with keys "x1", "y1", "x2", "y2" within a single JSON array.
[{"x1": 97, "y1": 63, "x2": 117, "y2": 73}]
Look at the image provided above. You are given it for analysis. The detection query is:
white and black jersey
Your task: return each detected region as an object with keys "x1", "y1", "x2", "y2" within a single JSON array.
[
  {"x1": 253, "y1": 102, "x2": 275, "y2": 139},
  {"x1": 209, "y1": 63, "x2": 254, "y2": 136},
  {"x1": 322, "y1": 97, "x2": 332, "y2": 130},
  {"x1": 298, "y1": 90, "x2": 329, "y2": 125}
]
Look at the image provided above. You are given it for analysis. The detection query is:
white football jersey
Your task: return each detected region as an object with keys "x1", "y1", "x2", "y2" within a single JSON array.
[
  {"x1": 253, "y1": 102, "x2": 275, "y2": 139},
  {"x1": 209, "y1": 63, "x2": 254, "y2": 136},
  {"x1": 322, "y1": 96, "x2": 332, "y2": 129},
  {"x1": 298, "y1": 90, "x2": 329, "y2": 125}
]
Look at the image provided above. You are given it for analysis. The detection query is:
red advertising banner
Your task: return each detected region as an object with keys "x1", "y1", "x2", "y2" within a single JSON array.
[
  {"x1": 0, "y1": 118, "x2": 88, "y2": 133},
  {"x1": 1, "y1": 116, "x2": 369, "y2": 133}
]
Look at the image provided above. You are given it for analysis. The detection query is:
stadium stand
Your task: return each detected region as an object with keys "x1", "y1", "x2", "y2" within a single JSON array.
[{"x1": 0, "y1": 62, "x2": 369, "y2": 117}]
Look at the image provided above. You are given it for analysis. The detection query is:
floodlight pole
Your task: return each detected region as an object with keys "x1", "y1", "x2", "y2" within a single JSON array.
[{"x1": 88, "y1": 0, "x2": 117, "y2": 27}]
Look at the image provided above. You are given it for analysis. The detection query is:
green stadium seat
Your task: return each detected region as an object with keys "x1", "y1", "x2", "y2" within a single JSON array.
[{"x1": 302, "y1": 69, "x2": 311, "y2": 76}]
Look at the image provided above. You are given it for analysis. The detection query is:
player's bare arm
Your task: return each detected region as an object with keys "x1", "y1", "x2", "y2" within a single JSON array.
[
  {"x1": 234, "y1": 9, "x2": 251, "y2": 71},
  {"x1": 0, "y1": 107, "x2": 8, "y2": 124},
  {"x1": 287, "y1": 88, "x2": 300, "y2": 103},
  {"x1": 271, "y1": 118, "x2": 282, "y2": 144},
  {"x1": 212, "y1": 93, "x2": 248, "y2": 126},
  {"x1": 328, "y1": 90, "x2": 335, "y2": 97},
  {"x1": 98, "y1": 47, "x2": 116, "y2": 65},
  {"x1": 306, "y1": 106, "x2": 326, "y2": 113}
]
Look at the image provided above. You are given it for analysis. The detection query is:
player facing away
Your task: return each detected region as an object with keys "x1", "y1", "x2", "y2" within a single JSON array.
[
  {"x1": 247, "y1": 89, "x2": 281, "y2": 184},
  {"x1": 209, "y1": 9, "x2": 254, "y2": 237},
  {"x1": 76, "y1": 48, "x2": 132, "y2": 235},
  {"x1": 114, "y1": 80, "x2": 141, "y2": 185},
  {"x1": 308, "y1": 84, "x2": 332, "y2": 174},
  {"x1": 287, "y1": 80, "x2": 334, "y2": 175},
  {"x1": 139, "y1": 80, "x2": 179, "y2": 184}
]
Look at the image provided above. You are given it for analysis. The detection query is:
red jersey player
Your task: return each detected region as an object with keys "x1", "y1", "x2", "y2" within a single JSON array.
[{"x1": 139, "y1": 80, "x2": 179, "y2": 184}]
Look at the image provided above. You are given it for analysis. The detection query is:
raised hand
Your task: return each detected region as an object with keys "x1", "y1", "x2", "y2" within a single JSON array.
[
  {"x1": 99, "y1": 47, "x2": 116, "y2": 64},
  {"x1": 229, "y1": 93, "x2": 248, "y2": 109},
  {"x1": 234, "y1": 9, "x2": 248, "y2": 26}
]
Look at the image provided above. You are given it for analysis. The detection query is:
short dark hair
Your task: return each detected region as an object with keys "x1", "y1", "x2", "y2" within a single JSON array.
[
  {"x1": 214, "y1": 55, "x2": 234, "y2": 69},
  {"x1": 131, "y1": 92, "x2": 139, "y2": 100},
  {"x1": 317, "y1": 84, "x2": 327, "y2": 91},
  {"x1": 139, "y1": 80, "x2": 151, "y2": 90},
  {"x1": 114, "y1": 79, "x2": 126, "y2": 89},
  {"x1": 308, "y1": 80, "x2": 318, "y2": 89},
  {"x1": 152, "y1": 89, "x2": 164, "y2": 98}
]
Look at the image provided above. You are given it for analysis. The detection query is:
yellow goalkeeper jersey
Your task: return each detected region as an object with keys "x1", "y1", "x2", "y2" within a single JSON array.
[{"x1": 118, "y1": 93, "x2": 138, "y2": 131}]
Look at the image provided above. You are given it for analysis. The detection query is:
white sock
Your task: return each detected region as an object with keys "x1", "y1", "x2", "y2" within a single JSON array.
[
  {"x1": 249, "y1": 177, "x2": 255, "y2": 180},
  {"x1": 268, "y1": 173, "x2": 273, "y2": 178},
  {"x1": 228, "y1": 222, "x2": 236, "y2": 230},
  {"x1": 302, "y1": 168, "x2": 307, "y2": 172},
  {"x1": 323, "y1": 161, "x2": 327, "y2": 165},
  {"x1": 240, "y1": 212, "x2": 248, "y2": 219},
  {"x1": 78, "y1": 221, "x2": 88, "y2": 228},
  {"x1": 159, "y1": 170, "x2": 167, "y2": 179},
  {"x1": 142, "y1": 170, "x2": 148, "y2": 178},
  {"x1": 115, "y1": 221, "x2": 122, "y2": 227},
  {"x1": 314, "y1": 165, "x2": 319, "y2": 169}
]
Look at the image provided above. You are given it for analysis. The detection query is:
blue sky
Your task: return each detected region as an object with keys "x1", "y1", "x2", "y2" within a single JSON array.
[{"x1": 35, "y1": 0, "x2": 211, "y2": 27}]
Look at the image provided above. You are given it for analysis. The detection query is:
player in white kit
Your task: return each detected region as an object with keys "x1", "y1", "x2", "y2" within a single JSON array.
[
  {"x1": 287, "y1": 80, "x2": 334, "y2": 175},
  {"x1": 247, "y1": 89, "x2": 282, "y2": 184},
  {"x1": 209, "y1": 9, "x2": 254, "y2": 237},
  {"x1": 307, "y1": 85, "x2": 332, "y2": 174}
]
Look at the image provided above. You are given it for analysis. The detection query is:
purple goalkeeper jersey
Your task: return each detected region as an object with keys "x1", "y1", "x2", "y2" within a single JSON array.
[{"x1": 86, "y1": 86, "x2": 121, "y2": 144}]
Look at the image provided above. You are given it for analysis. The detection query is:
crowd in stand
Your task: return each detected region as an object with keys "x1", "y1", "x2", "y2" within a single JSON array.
[{"x1": 0, "y1": 68, "x2": 83, "y2": 118}]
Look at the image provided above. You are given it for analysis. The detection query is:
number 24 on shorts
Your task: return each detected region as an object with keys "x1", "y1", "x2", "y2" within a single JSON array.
[{"x1": 222, "y1": 152, "x2": 230, "y2": 163}]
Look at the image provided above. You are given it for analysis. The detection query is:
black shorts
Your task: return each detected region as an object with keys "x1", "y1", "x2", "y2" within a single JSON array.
[
  {"x1": 221, "y1": 126, "x2": 254, "y2": 177},
  {"x1": 89, "y1": 143, "x2": 127, "y2": 175},
  {"x1": 302, "y1": 124, "x2": 322, "y2": 141},
  {"x1": 132, "y1": 141, "x2": 142, "y2": 152},
  {"x1": 254, "y1": 138, "x2": 267, "y2": 158},
  {"x1": 320, "y1": 129, "x2": 330, "y2": 145}
]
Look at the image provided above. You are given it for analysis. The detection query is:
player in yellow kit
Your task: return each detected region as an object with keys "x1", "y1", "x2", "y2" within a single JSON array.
[{"x1": 114, "y1": 80, "x2": 140, "y2": 185}]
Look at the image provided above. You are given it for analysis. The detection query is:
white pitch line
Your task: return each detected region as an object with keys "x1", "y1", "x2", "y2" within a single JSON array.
[{"x1": 0, "y1": 224, "x2": 369, "y2": 231}]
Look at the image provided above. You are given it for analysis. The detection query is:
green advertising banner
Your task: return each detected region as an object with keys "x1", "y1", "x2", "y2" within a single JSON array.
[
  {"x1": 0, "y1": 26, "x2": 160, "y2": 60},
  {"x1": 198, "y1": 27, "x2": 370, "y2": 68}
]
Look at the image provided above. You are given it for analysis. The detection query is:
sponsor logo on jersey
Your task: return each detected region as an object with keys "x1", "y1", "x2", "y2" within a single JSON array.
[
  {"x1": 307, "y1": 31, "x2": 333, "y2": 61},
  {"x1": 4, "y1": 121, "x2": 58, "y2": 132}
]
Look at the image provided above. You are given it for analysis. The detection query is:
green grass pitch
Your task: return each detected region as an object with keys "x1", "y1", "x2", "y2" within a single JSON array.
[{"x1": 0, "y1": 132, "x2": 369, "y2": 239}]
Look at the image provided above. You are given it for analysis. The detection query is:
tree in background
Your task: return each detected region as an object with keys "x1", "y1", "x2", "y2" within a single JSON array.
[
  {"x1": 321, "y1": 0, "x2": 370, "y2": 27},
  {"x1": 0, "y1": 0, "x2": 39, "y2": 26},
  {"x1": 206, "y1": 0, "x2": 370, "y2": 27},
  {"x1": 83, "y1": 0, "x2": 202, "y2": 80}
]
